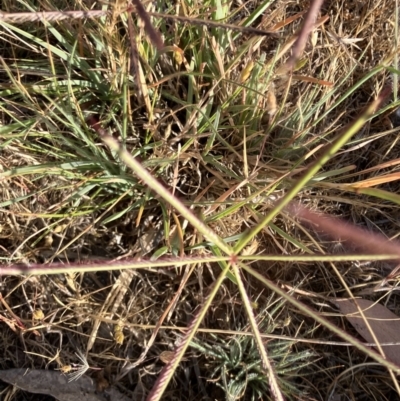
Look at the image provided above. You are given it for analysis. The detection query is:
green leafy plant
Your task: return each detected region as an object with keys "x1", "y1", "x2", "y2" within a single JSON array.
[{"x1": 190, "y1": 298, "x2": 315, "y2": 401}]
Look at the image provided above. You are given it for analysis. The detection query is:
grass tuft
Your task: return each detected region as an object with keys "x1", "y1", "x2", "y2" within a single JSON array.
[{"x1": 1, "y1": 0, "x2": 400, "y2": 400}]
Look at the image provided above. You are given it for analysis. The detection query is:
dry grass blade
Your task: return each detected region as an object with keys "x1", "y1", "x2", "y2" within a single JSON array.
[
  {"x1": 100, "y1": 134, "x2": 231, "y2": 253},
  {"x1": 240, "y1": 262, "x2": 400, "y2": 373},
  {"x1": 285, "y1": 0, "x2": 325, "y2": 70},
  {"x1": 87, "y1": 269, "x2": 136, "y2": 351},
  {"x1": 2, "y1": 0, "x2": 400, "y2": 399},
  {"x1": 117, "y1": 264, "x2": 195, "y2": 381},
  {"x1": 0, "y1": 5, "x2": 165, "y2": 52},
  {"x1": 231, "y1": 263, "x2": 285, "y2": 401},
  {"x1": 148, "y1": 11, "x2": 278, "y2": 37},
  {"x1": 234, "y1": 84, "x2": 393, "y2": 255},
  {"x1": 128, "y1": 0, "x2": 164, "y2": 50},
  {"x1": 346, "y1": 172, "x2": 400, "y2": 188},
  {"x1": 0, "y1": 10, "x2": 108, "y2": 23},
  {"x1": 127, "y1": 14, "x2": 142, "y2": 93},
  {"x1": 146, "y1": 262, "x2": 234, "y2": 401},
  {"x1": 0, "y1": 7, "x2": 277, "y2": 39},
  {"x1": 126, "y1": 13, "x2": 153, "y2": 116}
]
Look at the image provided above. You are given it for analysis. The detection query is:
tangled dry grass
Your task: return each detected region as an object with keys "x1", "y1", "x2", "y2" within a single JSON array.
[{"x1": 1, "y1": 0, "x2": 400, "y2": 400}]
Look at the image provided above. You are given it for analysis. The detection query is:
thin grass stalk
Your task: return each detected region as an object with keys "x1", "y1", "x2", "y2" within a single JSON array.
[
  {"x1": 76, "y1": 318, "x2": 400, "y2": 347},
  {"x1": 288, "y1": 202, "x2": 400, "y2": 394},
  {"x1": 116, "y1": 264, "x2": 197, "y2": 381},
  {"x1": 231, "y1": 264, "x2": 285, "y2": 401},
  {"x1": 3, "y1": 253, "x2": 399, "y2": 276},
  {"x1": 285, "y1": 0, "x2": 325, "y2": 70},
  {"x1": 0, "y1": 8, "x2": 278, "y2": 39},
  {"x1": 147, "y1": 11, "x2": 277, "y2": 37},
  {"x1": 304, "y1": 64, "x2": 384, "y2": 134},
  {"x1": 0, "y1": 10, "x2": 108, "y2": 23},
  {"x1": 146, "y1": 262, "x2": 234, "y2": 401},
  {"x1": 239, "y1": 261, "x2": 400, "y2": 375},
  {"x1": 100, "y1": 134, "x2": 233, "y2": 255},
  {"x1": 129, "y1": 0, "x2": 164, "y2": 50},
  {"x1": 346, "y1": 186, "x2": 400, "y2": 204},
  {"x1": 287, "y1": 202, "x2": 400, "y2": 258},
  {"x1": 234, "y1": 84, "x2": 392, "y2": 255},
  {"x1": 0, "y1": 255, "x2": 229, "y2": 275}
]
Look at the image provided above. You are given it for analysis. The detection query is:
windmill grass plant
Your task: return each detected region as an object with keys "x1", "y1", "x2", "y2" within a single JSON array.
[{"x1": 1, "y1": 0, "x2": 400, "y2": 400}]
